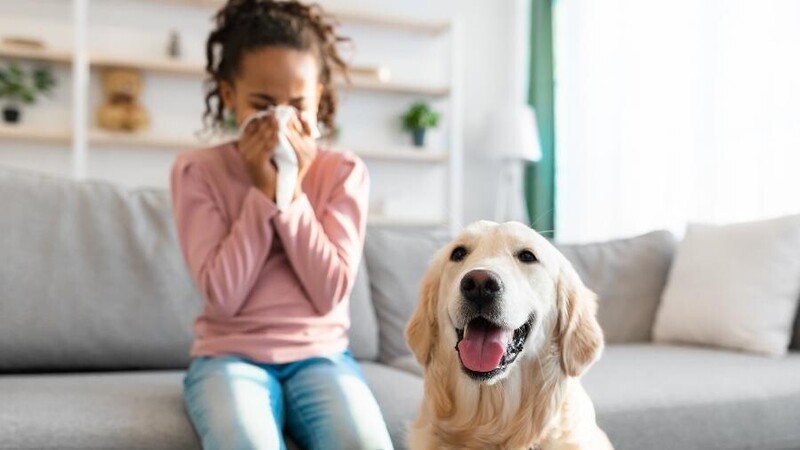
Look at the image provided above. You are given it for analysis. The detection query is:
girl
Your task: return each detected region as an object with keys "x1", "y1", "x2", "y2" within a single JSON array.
[{"x1": 170, "y1": 1, "x2": 393, "y2": 449}]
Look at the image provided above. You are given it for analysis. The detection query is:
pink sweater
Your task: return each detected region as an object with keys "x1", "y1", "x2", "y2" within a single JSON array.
[{"x1": 170, "y1": 142, "x2": 368, "y2": 363}]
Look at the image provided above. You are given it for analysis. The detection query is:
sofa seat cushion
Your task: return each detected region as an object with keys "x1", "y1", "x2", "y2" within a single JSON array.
[
  {"x1": 0, "y1": 363, "x2": 421, "y2": 450},
  {"x1": 386, "y1": 355, "x2": 424, "y2": 378},
  {"x1": 0, "y1": 371, "x2": 199, "y2": 449},
  {"x1": 360, "y1": 361, "x2": 424, "y2": 448},
  {"x1": 583, "y1": 344, "x2": 800, "y2": 450}
]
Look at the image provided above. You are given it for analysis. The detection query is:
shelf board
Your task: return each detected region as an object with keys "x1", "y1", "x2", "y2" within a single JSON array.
[
  {"x1": 0, "y1": 45, "x2": 449, "y2": 96},
  {"x1": 333, "y1": 9, "x2": 450, "y2": 34},
  {"x1": 138, "y1": 0, "x2": 222, "y2": 6},
  {"x1": 136, "y1": 1, "x2": 451, "y2": 34},
  {"x1": 0, "y1": 127, "x2": 450, "y2": 164},
  {"x1": 0, "y1": 43, "x2": 72, "y2": 64},
  {"x1": 88, "y1": 59, "x2": 450, "y2": 96},
  {"x1": 88, "y1": 133, "x2": 451, "y2": 160},
  {"x1": 345, "y1": 147, "x2": 448, "y2": 163},
  {"x1": 367, "y1": 216, "x2": 448, "y2": 227},
  {"x1": 337, "y1": 77, "x2": 450, "y2": 97},
  {"x1": 91, "y1": 54, "x2": 206, "y2": 77},
  {"x1": 89, "y1": 130, "x2": 221, "y2": 150},
  {"x1": 0, "y1": 125, "x2": 213, "y2": 149},
  {"x1": 0, "y1": 124, "x2": 71, "y2": 144},
  {"x1": 0, "y1": 43, "x2": 207, "y2": 76}
]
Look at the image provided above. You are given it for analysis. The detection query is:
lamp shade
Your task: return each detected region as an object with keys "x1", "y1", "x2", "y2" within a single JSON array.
[{"x1": 486, "y1": 104, "x2": 542, "y2": 161}]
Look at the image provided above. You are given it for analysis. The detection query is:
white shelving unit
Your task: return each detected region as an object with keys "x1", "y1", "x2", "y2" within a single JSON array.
[{"x1": 0, "y1": 0, "x2": 462, "y2": 231}]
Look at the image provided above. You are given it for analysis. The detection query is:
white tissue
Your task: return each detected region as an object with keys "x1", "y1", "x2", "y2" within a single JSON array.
[
  {"x1": 238, "y1": 106, "x2": 320, "y2": 210},
  {"x1": 271, "y1": 105, "x2": 299, "y2": 210}
]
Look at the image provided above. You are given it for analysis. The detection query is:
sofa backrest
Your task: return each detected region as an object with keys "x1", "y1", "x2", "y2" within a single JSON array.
[
  {"x1": 0, "y1": 167, "x2": 199, "y2": 371},
  {"x1": 361, "y1": 224, "x2": 800, "y2": 362},
  {"x1": 348, "y1": 258, "x2": 380, "y2": 361},
  {"x1": 0, "y1": 167, "x2": 379, "y2": 372},
  {"x1": 559, "y1": 231, "x2": 800, "y2": 349},
  {"x1": 360, "y1": 227, "x2": 684, "y2": 362},
  {"x1": 364, "y1": 226, "x2": 452, "y2": 363},
  {"x1": 2, "y1": 166, "x2": 797, "y2": 374},
  {"x1": 556, "y1": 230, "x2": 677, "y2": 343}
]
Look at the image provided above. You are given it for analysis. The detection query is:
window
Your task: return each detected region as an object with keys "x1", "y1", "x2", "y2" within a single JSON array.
[{"x1": 554, "y1": 0, "x2": 800, "y2": 242}]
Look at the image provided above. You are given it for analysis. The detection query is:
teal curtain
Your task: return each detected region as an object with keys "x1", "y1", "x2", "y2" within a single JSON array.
[{"x1": 525, "y1": 0, "x2": 556, "y2": 235}]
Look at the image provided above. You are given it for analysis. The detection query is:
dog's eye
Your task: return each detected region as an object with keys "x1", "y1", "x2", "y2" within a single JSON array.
[
  {"x1": 517, "y1": 250, "x2": 538, "y2": 264},
  {"x1": 450, "y1": 246, "x2": 468, "y2": 262}
]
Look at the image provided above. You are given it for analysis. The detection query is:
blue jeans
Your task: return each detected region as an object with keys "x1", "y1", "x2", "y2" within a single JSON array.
[{"x1": 183, "y1": 350, "x2": 394, "y2": 450}]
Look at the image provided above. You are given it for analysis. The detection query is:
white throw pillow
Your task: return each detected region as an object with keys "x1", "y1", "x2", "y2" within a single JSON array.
[{"x1": 653, "y1": 214, "x2": 800, "y2": 356}]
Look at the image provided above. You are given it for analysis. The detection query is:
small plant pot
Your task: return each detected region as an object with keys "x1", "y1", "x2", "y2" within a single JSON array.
[
  {"x1": 2, "y1": 106, "x2": 21, "y2": 124},
  {"x1": 412, "y1": 127, "x2": 426, "y2": 147}
]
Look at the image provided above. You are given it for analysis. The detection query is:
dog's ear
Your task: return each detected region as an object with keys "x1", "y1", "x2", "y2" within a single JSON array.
[
  {"x1": 405, "y1": 262, "x2": 441, "y2": 367},
  {"x1": 556, "y1": 262, "x2": 604, "y2": 377}
]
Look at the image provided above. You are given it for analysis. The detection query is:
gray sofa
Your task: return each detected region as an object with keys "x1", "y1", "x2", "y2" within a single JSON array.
[{"x1": 1, "y1": 166, "x2": 799, "y2": 450}]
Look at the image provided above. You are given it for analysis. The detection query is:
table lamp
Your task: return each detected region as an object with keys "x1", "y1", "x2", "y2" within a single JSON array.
[{"x1": 488, "y1": 104, "x2": 543, "y2": 223}]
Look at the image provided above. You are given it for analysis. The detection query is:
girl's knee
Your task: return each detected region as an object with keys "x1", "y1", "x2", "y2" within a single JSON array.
[
  {"x1": 199, "y1": 418, "x2": 286, "y2": 450},
  {"x1": 292, "y1": 404, "x2": 393, "y2": 450}
]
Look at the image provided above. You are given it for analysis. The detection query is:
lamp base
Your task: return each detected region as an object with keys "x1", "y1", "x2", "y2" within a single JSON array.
[{"x1": 494, "y1": 160, "x2": 530, "y2": 224}]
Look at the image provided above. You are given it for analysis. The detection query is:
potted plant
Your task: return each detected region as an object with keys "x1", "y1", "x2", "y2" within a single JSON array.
[
  {"x1": 0, "y1": 64, "x2": 56, "y2": 125},
  {"x1": 402, "y1": 101, "x2": 440, "y2": 147}
]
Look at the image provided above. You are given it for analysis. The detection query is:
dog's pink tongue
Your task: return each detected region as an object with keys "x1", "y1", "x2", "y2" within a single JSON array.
[{"x1": 457, "y1": 321, "x2": 512, "y2": 372}]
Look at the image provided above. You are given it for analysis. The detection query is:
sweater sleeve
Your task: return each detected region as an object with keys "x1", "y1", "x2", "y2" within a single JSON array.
[
  {"x1": 272, "y1": 156, "x2": 369, "y2": 315},
  {"x1": 170, "y1": 157, "x2": 279, "y2": 318}
]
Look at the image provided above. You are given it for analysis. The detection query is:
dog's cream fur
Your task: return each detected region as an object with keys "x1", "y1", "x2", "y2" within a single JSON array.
[{"x1": 405, "y1": 221, "x2": 613, "y2": 450}]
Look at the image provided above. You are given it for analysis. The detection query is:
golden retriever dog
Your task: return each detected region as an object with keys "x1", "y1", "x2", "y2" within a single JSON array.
[{"x1": 405, "y1": 221, "x2": 613, "y2": 450}]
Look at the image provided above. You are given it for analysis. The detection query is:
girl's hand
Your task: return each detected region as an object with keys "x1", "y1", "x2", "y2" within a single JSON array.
[
  {"x1": 238, "y1": 114, "x2": 279, "y2": 201},
  {"x1": 286, "y1": 114, "x2": 319, "y2": 200}
]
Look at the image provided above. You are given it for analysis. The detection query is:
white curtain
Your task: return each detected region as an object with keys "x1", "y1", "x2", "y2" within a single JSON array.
[{"x1": 554, "y1": 0, "x2": 800, "y2": 243}]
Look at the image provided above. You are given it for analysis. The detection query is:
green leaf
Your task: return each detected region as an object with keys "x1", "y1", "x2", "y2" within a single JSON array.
[
  {"x1": 33, "y1": 68, "x2": 56, "y2": 92},
  {"x1": 401, "y1": 101, "x2": 441, "y2": 131},
  {"x1": 9, "y1": 64, "x2": 23, "y2": 78},
  {"x1": 0, "y1": 64, "x2": 57, "y2": 103}
]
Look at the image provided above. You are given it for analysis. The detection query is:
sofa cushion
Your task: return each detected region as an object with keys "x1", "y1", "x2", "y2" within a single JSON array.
[
  {"x1": 0, "y1": 167, "x2": 200, "y2": 372},
  {"x1": 387, "y1": 355, "x2": 424, "y2": 378},
  {"x1": 583, "y1": 344, "x2": 800, "y2": 450},
  {"x1": 0, "y1": 363, "x2": 421, "y2": 450},
  {"x1": 348, "y1": 259, "x2": 379, "y2": 361},
  {"x1": 556, "y1": 230, "x2": 676, "y2": 343},
  {"x1": 0, "y1": 370, "x2": 295, "y2": 450},
  {"x1": 364, "y1": 226, "x2": 452, "y2": 362},
  {"x1": 0, "y1": 371, "x2": 199, "y2": 449},
  {"x1": 653, "y1": 215, "x2": 800, "y2": 356},
  {"x1": 360, "y1": 361, "x2": 424, "y2": 449}
]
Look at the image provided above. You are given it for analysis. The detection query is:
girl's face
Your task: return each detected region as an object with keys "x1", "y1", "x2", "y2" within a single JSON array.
[{"x1": 221, "y1": 46, "x2": 323, "y2": 129}]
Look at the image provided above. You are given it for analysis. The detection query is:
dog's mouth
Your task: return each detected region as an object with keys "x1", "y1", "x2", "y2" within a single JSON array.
[{"x1": 454, "y1": 315, "x2": 534, "y2": 381}]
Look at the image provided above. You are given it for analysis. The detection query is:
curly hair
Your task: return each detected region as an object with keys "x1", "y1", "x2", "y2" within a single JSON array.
[{"x1": 203, "y1": 0, "x2": 349, "y2": 136}]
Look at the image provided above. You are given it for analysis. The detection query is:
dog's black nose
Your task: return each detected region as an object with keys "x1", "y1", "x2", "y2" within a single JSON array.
[{"x1": 460, "y1": 269, "x2": 503, "y2": 305}]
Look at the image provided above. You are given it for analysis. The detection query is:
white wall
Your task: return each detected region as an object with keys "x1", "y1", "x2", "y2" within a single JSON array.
[{"x1": 0, "y1": 0, "x2": 519, "y2": 225}]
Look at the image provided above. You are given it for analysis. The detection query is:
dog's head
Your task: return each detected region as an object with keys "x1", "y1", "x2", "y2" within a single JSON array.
[{"x1": 405, "y1": 221, "x2": 604, "y2": 384}]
